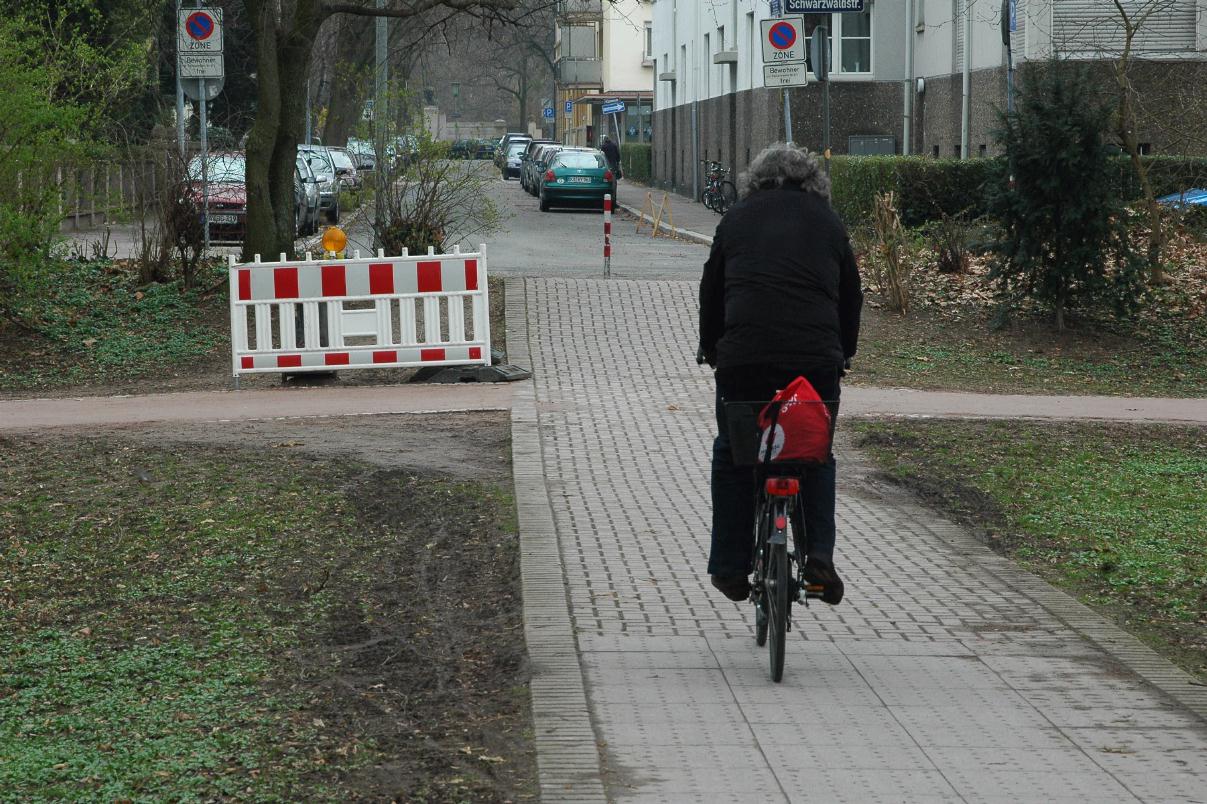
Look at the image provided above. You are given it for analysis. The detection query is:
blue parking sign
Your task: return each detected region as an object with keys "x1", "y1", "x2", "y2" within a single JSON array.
[
  {"x1": 564, "y1": 100, "x2": 573, "y2": 115},
  {"x1": 543, "y1": 106, "x2": 554, "y2": 119}
]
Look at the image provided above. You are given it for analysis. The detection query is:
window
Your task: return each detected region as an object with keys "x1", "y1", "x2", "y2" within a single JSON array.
[
  {"x1": 978, "y1": 143, "x2": 987, "y2": 158},
  {"x1": 643, "y1": 22, "x2": 653, "y2": 63},
  {"x1": 803, "y1": 12, "x2": 872, "y2": 76},
  {"x1": 840, "y1": 11, "x2": 872, "y2": 73},
  {"x1": 932, "y1": 145, "x2": 940, "y2": 158},
  {"x1": 703, "y1": 33, "x2": 710, "y2": 97}
]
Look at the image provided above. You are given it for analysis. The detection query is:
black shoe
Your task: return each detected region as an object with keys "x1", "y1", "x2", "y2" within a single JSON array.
[
  {"x1": 710, "y1": 574, "x2": 750, "y2": 602},
  {"x1": 803, "y1": 557, "x2": 844, "y2": 605}
]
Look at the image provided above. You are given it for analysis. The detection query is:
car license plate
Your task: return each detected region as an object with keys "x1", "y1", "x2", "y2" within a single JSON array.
[
  {"x1": 567, "y1": 176, "x2": 592, "y2": 184},
  {"x1": 209, "y1": 214, "x2": 237, "y2": 224}
]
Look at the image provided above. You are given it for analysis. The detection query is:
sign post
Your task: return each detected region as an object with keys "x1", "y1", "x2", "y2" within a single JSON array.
[
  {"x1": 811, "y1": 25, "x2": 832, "y2": 173},
  {"x1": 602, "y1": 99, "x2": 626, "y2": 145},
  {"x1": 178, "y1": 6, "x2": 224, "y2": 252},
  {"x1": 760, "y1": 14, "x2": 806, "y2": 143}
]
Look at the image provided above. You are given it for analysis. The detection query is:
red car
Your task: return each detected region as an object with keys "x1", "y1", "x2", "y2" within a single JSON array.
[{"x1": 184, "y1": 152, "x2": 248, "y2": 244}]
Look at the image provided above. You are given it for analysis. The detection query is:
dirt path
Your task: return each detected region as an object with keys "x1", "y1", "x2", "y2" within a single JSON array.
[
  {"x1": 0, "y1": 383, "x2": 515, "y2": 431},
  {"x1": 3, "y1": 381, "x2": 1203, "y2": 432}
]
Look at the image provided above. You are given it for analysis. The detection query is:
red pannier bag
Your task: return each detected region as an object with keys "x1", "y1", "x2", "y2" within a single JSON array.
[{"x1": 756, "y1": 376, "x2": 833, "y2": 464}]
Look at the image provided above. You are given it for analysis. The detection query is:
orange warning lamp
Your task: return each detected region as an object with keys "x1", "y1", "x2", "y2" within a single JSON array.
[{"x1": 321, "y1": 226, "x2": 347, "y2": 255}]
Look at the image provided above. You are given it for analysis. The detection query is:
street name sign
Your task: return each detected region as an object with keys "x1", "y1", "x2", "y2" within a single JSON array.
[
  {"x1": 178, "y1": 8, "x2": 222, "y2": 53},
  {"x1": 179, "y1": 52, "x2": 223, "y2": 78},
  {"x1": 785, "y1": 0, "x2": 864, "y2": 12},
  {"x1": 601, "y1": 99, "x2": 626, "y2": 114},
  {"x1": 764, "y1": 62, "x2": 808, "y2": 87},
  {"x1": 761, "y1": 17, "x2": 805, "y2": 63}
]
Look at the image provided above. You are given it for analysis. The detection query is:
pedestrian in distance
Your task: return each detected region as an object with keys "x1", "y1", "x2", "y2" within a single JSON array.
[
  {"x1": 600, "y1": 135, "x2": 622, "y2": 180},
  {"x1": 698, "y1": 143, "x2": 863, "y2": 605}
]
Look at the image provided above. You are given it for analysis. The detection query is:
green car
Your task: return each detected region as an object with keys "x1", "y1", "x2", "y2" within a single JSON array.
[{"x1": 537, "y1": 149, "x2": 617, "y2": 212}]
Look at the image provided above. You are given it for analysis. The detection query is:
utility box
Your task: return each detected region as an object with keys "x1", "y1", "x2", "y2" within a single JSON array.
[{"x1": 848, "y1": 135, "x2": 897, "y2": 155}]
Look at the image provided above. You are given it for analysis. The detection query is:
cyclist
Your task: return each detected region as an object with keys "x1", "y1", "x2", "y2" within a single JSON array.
[
  {"x1": 698, "y1": 143, "x2": 862, "y2": 605},
  {"x1": 600, "y1": 135, "x2": 621, "y2": 178}
]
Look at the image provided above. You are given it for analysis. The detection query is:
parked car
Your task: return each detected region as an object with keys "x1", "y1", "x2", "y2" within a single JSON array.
[
  {"x1": 345, "y1": 138, "x2": 375, "y2": 170},
  {"x1": 495, "y1": 132, "x2": 529, "y2": 168},
  {"x1": 518, "y1": 139, "x2": 556, "y2": 192},
  {"x1": 294, "y1": 152, "x2": 322, "y2": 235},
  {"x1": 328, "y1": 147, "x2": 361, "y2": 191},
  {"x1": 184, "y1": 151, "x2": 248, "y2": 244},
  {"x1": 297, "y1": 144, "x2": 343, "y2": 223},
  {"x1": 501, "y1": 137, "x2": 531, "y2": 180},
  {"x1": 450, "y1": 139, "x2": 475, "y2": 159},
  {"x1": 474, "y1": 138, "x2": 497, "y2": 159},
  {"x1": 537, "y1": 148, "x2": 616, "y2": 212},
  {"x1": 524, "y1": 144, "x2": 562, "y2": 195}
]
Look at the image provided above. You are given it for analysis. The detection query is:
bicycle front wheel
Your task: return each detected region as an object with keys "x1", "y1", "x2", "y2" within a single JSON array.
[
  {"x1": 716, "y1": 181, "x2": 737, "y2": 213},
  {"x1": 767, "y1": 541, "x2": 789, "y2": 682}
]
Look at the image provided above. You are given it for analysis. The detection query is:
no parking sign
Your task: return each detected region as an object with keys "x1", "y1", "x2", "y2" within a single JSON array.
[
  {"x1": 178, "y1": 7, "x2": 223, "y2": 53},
  {"x1": 760, "y1": 16, "x2": 805, "y2": 63}
]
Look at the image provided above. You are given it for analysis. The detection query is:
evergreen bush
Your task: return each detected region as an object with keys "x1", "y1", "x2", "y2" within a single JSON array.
[
  {"x1": 620, "y1": 143, "x2": 652, "y2": 184},
  {"x1": 987, "y1": 60, "x2": 1145, "y2": 331}
]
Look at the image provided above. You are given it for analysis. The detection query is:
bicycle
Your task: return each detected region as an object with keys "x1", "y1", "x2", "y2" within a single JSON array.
[
  {"x1": 723, "y1": 397, "x2": 834, "y2": 682},
  {"x1": 700, "y1": 160, "x2": 737, "y2": 214}
]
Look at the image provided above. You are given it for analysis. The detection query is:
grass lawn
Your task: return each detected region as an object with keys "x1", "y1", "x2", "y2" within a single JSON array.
[
  {"x1": 0, "y1": 433, "x2": 535, "y2": 802},
  {"x1": 0, "y1": 257, "x2": 507, "y2": 397},
  {"x1": 851, "y1": 224, "x2": 1207, "y2": 397},
  {"x1": 852, "y1": 420, "x2": 1207, "y2": 681}
]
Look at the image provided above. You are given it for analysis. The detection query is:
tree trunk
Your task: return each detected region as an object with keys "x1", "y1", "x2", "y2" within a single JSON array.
[
  {"x1": 242, "y1": 0, "x2": 326, "y2": 262},
  {"x1": 322, "y1": 16, "x2": 373, "y2": 147}
]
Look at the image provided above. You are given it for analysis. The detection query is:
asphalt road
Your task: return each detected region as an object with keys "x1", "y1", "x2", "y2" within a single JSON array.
[{"x1": 342, "y1": 162, "x2": 709, "y2": 280}]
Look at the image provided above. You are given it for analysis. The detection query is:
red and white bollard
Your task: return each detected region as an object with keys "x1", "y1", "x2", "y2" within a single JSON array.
[{"x1": 603, "y1": 193, "x2": 613, "y2": 279}]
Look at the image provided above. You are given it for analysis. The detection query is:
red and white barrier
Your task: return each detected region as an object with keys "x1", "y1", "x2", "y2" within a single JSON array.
[
  {"x1": 227, "y1": 245, "x2": 490, "y2": 382},
  {"x1": 603, "y1": 193, "x2": 612, "y2": 279}
]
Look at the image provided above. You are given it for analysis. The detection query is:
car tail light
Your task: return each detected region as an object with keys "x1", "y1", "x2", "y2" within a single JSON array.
[
  {"x1": 545, "y1": 170, "x2": 555, "y2": 182},
  {"x1": 765, "y1": 477, "x2": 800, "y2": 497},
  {"x1": 605, "y1": 170, "x2": 614, "y2": 182}
]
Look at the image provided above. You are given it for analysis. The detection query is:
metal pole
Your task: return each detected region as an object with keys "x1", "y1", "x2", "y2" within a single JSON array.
[
  {"x1": 822, "y1": 77, "x2": 831, "y2": 174},
  {"x1": 373, "y1": 0, "x2": 387, "y2": 250},
  {"x1": 603, "y1": 193, "x2": 612, "y2": 278},
  {"x1": 175, "y1": 0, "x2": 185, "y2": 158},
  {"x1": 305, "y1": 77, "x2": 312, "y2": 145},
  {"x1": 199, "y1": 78, "x2": 209, "y2": 251},
  {"x1": 904, "y1": 0, "x2": 914, "y2": 154},
  {"x1": 780, "y1": 5, "x2": 792, "y2": 144},
  {"x1": 961, "y1": 0, "x2": 973, "y2": 159}
]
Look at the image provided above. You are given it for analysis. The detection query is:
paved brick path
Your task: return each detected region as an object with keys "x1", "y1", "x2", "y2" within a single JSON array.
[{"x1": 508, "y1": 277, "x2": 1207, "y2": 803}]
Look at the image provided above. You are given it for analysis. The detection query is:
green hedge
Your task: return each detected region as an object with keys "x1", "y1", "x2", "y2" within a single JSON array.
[
  {"x1": 621, "y1": 143, "x2": 652, "y2": 184},
  {"x1": 830, "y1": 154, "x2": 1207, "y2": 229}
]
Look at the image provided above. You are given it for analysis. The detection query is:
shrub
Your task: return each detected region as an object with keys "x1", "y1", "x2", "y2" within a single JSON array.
[
  {"x1": 988, "y1": 59, "x2": 1145, "y2": 331},
  {"x1": 871, "y1": 192, "x2": 911, "y2": 313},
  {"x1": 830, "y1": 156, "x2": 996, "y2": 228},
  {"x1": 621, "y1": 143, "x2": 652, "y2": 184}
]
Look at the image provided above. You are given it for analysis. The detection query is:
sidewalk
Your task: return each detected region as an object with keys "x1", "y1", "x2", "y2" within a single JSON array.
[
  {"x1": 615, "y1": 181, "x2": 719, "y2": 246},
  {"x1": 506, "y1": 276, "x2": 1207, "y2": 803}
]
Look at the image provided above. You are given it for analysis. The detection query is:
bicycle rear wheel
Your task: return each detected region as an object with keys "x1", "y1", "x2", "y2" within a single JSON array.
[
  {"x1": 767, "y1": 541, "x2": 789, "y2": 682},
  {"x1": 753, "y1": 515, "x2": 769, "y2": 646}
]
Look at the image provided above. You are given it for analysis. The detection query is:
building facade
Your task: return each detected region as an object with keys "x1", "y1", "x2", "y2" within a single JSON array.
[
  {"x1": 652, "y1": 0, "x2": 1207, "y2": 196},
  {"x1": 555, "y1": 0, "x2": 655, "y2": 147}
]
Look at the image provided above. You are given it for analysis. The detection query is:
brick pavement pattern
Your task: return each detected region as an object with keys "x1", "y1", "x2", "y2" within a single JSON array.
[{"x1": 510, "y1": 277, "x2": 1207, "y2": 803}]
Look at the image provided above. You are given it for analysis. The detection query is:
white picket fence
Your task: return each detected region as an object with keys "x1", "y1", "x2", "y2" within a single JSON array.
[{"x1": 227, "y1": 246, "x2": 490, "y2": 382}]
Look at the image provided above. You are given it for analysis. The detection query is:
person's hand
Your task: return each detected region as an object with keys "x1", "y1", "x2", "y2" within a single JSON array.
[
  {"x1": 696, "y1": 346, "x2": 715, "y2": 367},
  {"x1": 842, "y1": 357, "x2": 852, "y2": 376}
]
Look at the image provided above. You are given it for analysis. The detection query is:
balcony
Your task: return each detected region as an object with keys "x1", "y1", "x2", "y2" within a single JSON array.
[
  {"x1": 555, "y1": 0, "x2": 602, "y2": 22},
  {"x1": 556, "y1": 58, "x2": 602, "y2": 87}
]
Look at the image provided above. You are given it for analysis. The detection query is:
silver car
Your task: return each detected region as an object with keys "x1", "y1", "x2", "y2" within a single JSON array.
[
  {"x1": 502, "y1": 138, "x2": 531, "y2": 180},
  {"x1": 297, "y1": 144, "x2": 343, "y2": 223}
]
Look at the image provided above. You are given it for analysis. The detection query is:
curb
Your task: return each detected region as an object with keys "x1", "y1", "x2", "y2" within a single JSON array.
[
  {"x1": 614, "y1": 199, "x2": 715, "y2": 246},
  {"x1": 505, "y1": 277, "x2": 608, "y2": 803}
]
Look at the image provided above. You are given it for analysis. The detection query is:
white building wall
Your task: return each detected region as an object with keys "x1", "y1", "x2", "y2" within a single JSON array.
[{"x1": 603, "y1": 0, "x2": 654, "y2": 91}]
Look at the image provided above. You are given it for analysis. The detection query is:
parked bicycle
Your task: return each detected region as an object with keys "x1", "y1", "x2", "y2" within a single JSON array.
[
  {"x1": 700, "y1": 160, "x2": 737, "y2": 214},
  {"x1": 723, "y1": 397, "x2": 833, "y2": 682}
]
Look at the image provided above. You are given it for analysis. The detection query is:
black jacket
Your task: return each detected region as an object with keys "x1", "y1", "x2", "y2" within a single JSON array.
[
  {"x1": 699, "y1": 187, "x2": 862, "y2": 371},
  {"x1": 600, "y1": 139, "x2": 620, "y2": 169}
]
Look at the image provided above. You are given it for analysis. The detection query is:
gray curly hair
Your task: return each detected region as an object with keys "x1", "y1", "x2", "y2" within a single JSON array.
[{"x1": 741, "y1": 143, "x2": 830, "y2": 200}]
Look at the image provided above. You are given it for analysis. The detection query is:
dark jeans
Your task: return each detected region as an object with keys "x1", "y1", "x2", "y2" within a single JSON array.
[{"x1": 708, "y1": 364, "x2": 841, "y2": 578}]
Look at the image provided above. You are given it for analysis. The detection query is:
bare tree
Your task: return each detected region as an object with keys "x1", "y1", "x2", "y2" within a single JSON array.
[{"x1": 239, "y1": 0, "x2": 525, "y2": 263}]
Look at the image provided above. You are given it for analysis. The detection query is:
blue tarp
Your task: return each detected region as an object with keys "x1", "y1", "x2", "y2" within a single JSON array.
[{"x1": 1156, "y1": 189, "x2": 1207, "y2": 207}]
